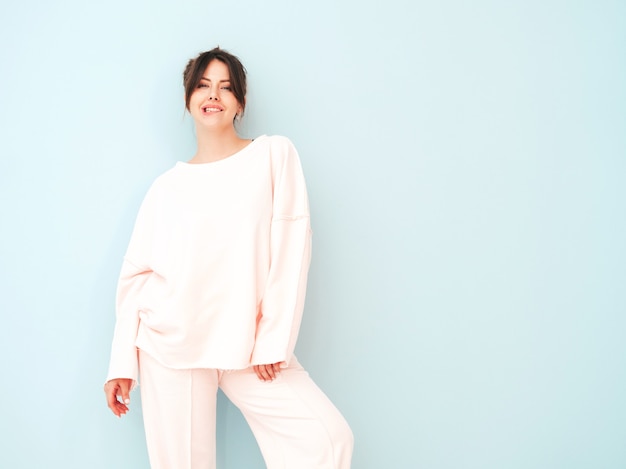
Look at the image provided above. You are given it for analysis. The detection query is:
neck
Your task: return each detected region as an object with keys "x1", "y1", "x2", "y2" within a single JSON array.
[{"x1": 191, "y1": 125, "x2": 248, "y2": 163}]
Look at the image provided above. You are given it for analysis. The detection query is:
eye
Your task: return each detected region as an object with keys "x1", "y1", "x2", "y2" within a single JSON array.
[
  {"x1": 221, "y1": 85, "x2": 232, "y2": 91},
  {"x1": 197, "y1": 83, "x2": 209, "y2": 89}
]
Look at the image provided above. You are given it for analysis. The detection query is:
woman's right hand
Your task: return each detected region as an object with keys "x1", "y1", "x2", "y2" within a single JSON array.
[{"x1": 104, "y1": 378, "x2": 133, "y2": 418}]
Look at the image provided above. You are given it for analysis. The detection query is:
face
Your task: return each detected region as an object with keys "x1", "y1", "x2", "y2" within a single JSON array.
[{"x1": 188, "y1": 59, "x2": 243, "y2": 130}]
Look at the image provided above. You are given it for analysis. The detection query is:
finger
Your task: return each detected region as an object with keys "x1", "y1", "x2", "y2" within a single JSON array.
[
  {"x1": 272, "y1": 363, "x2": 281, "y2": 375},
  {"x1": 114, "y1": 401, "x2": 128, "y2": 418},
  {"x1": 253, "y1": 365, "x2": 265, "y2": 381},
  {"x1": 119, "y1": 381, "x2": 131, "y2": 407},
  {"x1": 105, "y1": 382, "x2": 120, "y2": 410},
  {"x1": 255, "y1": 364, "x2": 271, "y2": 381},
  {"x1": 263, "y1": 364, "x2": 276, "y2": 380},
  {"x1": 115, "y1": 396, "x2": 129, "y2": 415},
  {"x1": 260, "y1": 365, "x2": 272, "y2": 381}
]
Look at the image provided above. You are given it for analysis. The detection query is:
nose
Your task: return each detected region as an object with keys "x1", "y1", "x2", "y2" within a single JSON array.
[{"x1": 208, "y1": 86, "x2": 219, "y2": 100}]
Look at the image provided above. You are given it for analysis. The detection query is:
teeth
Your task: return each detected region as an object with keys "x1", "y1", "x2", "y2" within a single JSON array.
[{"x1": 204, "y1": 107, "x2": 221, "y2": 112}]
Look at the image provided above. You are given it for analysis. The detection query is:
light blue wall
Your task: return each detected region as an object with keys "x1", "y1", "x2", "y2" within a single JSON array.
[{"x1": 1, "y1": 0, "x2": 624, "y2": 468}]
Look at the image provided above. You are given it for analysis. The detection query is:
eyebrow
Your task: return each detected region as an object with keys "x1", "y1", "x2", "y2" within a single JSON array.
[{"x1": 199, "y1": 77, "x2": 231, "y2": 83}]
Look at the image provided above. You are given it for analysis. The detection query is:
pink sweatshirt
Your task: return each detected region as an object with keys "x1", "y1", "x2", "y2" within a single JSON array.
[{"x1": 106, "y1": 135, "x2": 312, "y2": 383}]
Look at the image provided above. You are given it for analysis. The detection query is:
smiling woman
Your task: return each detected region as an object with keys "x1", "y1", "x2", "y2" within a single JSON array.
[{"x1": 102, "y1": 47, "x2": 354, "y2": 469}]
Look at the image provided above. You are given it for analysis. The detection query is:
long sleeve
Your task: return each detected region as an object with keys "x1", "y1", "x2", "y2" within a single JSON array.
[
  {"x1": 106, "y1": 190, "x2": 156, "y2": 385},
  {"x1": 105, "y1": 259, "x2": 152, "y2": 384},
  {"x1": 250, "y1": 138, "x2": 312, "y2": 366}
]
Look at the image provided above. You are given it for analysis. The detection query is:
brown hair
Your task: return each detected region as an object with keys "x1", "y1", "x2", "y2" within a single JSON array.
[{"x1": 183, "y1": 47, "x2": 247, "y2": 117}]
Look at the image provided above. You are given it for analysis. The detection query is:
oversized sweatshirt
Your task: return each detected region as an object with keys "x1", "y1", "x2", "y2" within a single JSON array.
[{"x1": 106, "y1": 135, "x2": 312, "y2": 383}]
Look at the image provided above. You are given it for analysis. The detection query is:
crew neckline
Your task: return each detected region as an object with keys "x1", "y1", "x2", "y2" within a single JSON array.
[{"x1": 177, "y1": 135, "x2": 266, "y2": 167}]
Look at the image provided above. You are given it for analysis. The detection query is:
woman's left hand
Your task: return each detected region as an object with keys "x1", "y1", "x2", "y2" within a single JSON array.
[{"x1": 253, "y1": 362, "x2": 282, "y2": 381}]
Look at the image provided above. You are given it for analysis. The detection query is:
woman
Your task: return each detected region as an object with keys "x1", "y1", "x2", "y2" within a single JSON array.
[{"x1": 103, "y1": 47, "x2": 354, "y2": 469}]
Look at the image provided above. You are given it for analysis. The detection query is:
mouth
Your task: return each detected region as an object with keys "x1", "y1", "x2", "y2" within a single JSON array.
[{"x1": 202, "y1": 106, "x2": 224, "y2": 113}]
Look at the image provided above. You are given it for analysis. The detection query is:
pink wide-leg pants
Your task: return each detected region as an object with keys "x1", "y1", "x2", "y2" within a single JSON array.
[{"x1": 138, "y1": 350, "x2": 354, "y2": 469}]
